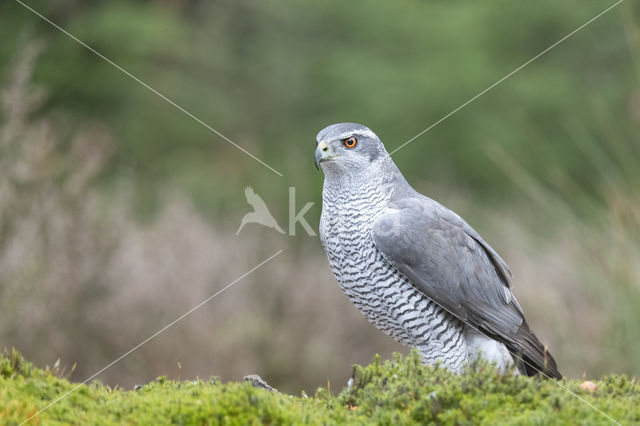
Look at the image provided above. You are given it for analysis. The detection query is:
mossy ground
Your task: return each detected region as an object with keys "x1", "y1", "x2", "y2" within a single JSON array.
[{"x1": 1, "y1": 349, "x2": 637, "y2": 425}]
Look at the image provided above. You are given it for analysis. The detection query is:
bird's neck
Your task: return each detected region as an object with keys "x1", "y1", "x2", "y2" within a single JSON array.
[{"x1": 322, "y1": 158, "x2": 406, "y2": 215}]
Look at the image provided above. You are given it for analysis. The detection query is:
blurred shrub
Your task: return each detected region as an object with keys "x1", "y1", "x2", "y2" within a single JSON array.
[{"x1": 0, "y1": 45, "x2": 402, "y2": 393}]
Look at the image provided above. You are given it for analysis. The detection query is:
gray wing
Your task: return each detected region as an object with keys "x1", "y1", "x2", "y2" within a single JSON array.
[{"x1": 371, "y1": 196, "x2": 561, "y2": 378}]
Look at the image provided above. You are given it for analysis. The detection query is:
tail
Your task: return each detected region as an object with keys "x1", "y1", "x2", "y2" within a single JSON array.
[{"x1": 507, "y1": 321, "x2": 562, "y2": 379}]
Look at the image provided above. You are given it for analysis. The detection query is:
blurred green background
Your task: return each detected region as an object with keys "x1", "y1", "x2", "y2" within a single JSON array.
[{"x1": 0, "y1": 0, "x2": 638, "y2": 393}]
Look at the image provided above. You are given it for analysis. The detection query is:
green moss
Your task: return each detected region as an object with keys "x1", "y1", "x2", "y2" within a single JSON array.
[{"x1": 1, "y1": 350, "x2": 637, "y2": 425}]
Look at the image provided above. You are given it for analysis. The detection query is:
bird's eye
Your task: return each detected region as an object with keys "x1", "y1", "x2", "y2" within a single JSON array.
[{"x1": 343, "y1": 136, "x2": 357, "y2": 149}]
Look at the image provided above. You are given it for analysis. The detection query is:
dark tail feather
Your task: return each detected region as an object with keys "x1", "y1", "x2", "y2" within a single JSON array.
[{"x1": 509, "y1": 321, "x2": 562, "y2": 379}]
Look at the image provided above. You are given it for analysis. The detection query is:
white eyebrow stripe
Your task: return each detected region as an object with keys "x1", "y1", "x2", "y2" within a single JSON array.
[{"x1": 337, "y1": 129, "x2": 378, "y2": 140}]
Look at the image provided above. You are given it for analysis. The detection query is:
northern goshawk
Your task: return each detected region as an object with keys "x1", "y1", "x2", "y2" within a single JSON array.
[{"x1": 315, "y1": 122, "x2": 561, "y2": 379}]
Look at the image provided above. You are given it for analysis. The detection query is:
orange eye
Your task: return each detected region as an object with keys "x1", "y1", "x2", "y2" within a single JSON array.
[{"x1": 343, "y1": 136, "x2": 357, "y2": 148}]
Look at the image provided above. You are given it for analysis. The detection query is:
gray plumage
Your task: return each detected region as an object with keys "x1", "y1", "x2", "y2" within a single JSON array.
[{"x1": 315, "y1": 122, "x2": 561, "y2": 379}]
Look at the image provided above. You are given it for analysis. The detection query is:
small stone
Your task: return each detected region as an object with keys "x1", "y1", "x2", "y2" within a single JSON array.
[{"x1": 579, "y1": 381, "x2": 597, "y2": 392}]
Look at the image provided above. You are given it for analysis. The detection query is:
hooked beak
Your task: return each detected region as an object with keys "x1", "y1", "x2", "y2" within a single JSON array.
[{"x1": 314, "y1": 140, "x2": 338, "y2": 170}]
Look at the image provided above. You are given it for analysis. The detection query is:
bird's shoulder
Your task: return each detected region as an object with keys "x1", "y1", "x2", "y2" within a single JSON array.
[
  {"x1": 371, "y1": 192, "x2": 524, "y2": 327},
  {"x1": 374, "y1": 193, "x2": 514, "y2": 289}
]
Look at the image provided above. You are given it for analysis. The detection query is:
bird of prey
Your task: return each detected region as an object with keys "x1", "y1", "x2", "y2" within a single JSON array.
[
  {"x1": 236, "y1": 186, "x2": 285, "y2": 235},
  {"x1": 315, "y1": 122, "x2": 561, "y2": 378}
]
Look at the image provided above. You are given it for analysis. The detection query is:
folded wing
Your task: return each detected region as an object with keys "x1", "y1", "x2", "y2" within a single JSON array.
[{"x1": 371, "y1": 196, "x2": 561, "y2": 379}]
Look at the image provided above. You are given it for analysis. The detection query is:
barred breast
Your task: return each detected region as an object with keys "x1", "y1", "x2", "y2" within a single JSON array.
[{"x1": 319, "y1": 178, "x2": 469, "y2": 372}]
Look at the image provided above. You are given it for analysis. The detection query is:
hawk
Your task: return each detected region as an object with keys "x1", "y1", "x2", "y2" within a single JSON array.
[{"x1": 315, "y1": 122, "x2": 561, "y2": 378}]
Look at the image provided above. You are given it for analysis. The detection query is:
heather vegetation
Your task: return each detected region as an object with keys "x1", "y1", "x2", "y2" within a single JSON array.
[{"x1": 3, "y1": 350, "x2": 639, "y2": 425}]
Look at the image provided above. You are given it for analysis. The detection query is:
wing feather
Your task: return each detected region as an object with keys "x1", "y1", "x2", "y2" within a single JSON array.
[{"x1": 371, "y1": 196, "x2": 561, "y2": 378}]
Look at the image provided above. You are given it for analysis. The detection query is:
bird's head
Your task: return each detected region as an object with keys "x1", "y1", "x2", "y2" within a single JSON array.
[{"x1": 314, "y1": 123, "x2": 389, "y2": 178}]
